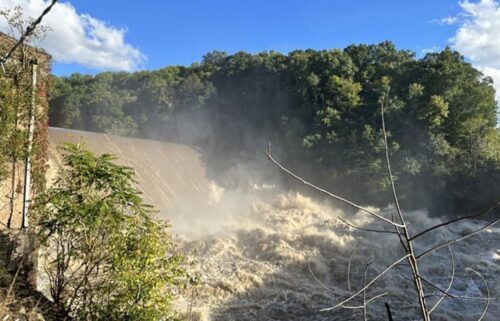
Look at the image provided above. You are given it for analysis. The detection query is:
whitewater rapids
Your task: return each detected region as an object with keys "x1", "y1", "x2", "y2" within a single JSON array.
[
  {"x1": 176, "y1": 191, "x2": 499, "y2": 321},
  {"x1": 47, "y1": 128, "x2": 499, "y2": 321}
]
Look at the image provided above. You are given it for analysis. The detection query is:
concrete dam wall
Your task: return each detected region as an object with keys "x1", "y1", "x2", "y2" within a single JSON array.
[{"x1": 47, "y1": 127, "x2": 212, "y2": 229}]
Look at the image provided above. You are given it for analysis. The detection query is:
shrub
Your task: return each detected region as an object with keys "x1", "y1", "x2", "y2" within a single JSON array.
[{"x1": 36, "y1": 144, "x2": 195, "y2": 321}]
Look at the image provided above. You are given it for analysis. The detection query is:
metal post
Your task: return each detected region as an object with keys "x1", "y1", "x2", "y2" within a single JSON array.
[{"x1": 22, "y1": 60, "x2": 37, "y2": 229}]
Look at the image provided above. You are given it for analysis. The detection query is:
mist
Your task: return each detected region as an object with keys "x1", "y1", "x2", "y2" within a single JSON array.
[
  {"x1": 47, "y1": 122, "x2": 500, "y2": 320},
  {"x1": 47, "y1": 44, "x2": 500, "y2": 320},
  {"x1": 49, "y1": 45, "x2": 500, "y2": 217}
]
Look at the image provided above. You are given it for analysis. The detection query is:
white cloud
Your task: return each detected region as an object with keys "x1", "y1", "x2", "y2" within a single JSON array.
[
  {"x1": 482, "y1": 66, "x2": 500, "y2": 96},
  {"x1": 484, "y1": 66, "x2": 500, "y2": 115},
  {"x1": 453, "y1": 0, "x2": 500, "y2": 68},
  {"x1": 439, "y1": 16, "x2": 459, "y2": 25},
  {"x1": 0, "y1": 0, "x2": 145, "y2": 71},
  {"x1": 450, "y1": 0, "x2": 500, "y2": 102}
]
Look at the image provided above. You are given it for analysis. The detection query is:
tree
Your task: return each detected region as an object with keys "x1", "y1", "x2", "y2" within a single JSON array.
[
  {"x1": 266, "y1": 96, "x2": 499, "y2": 320},
  {"x1": 35, "y1": 144, "x2": 194, "y2": 320},
  {"x1": 48, "y1": 43, "x2": 500, "y2": 216}
]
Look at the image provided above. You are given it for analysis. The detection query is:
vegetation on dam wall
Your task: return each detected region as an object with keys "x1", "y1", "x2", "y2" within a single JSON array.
[
  {"x1": 0, "y1": 30, "x2": 51, "y2": 228},
  {"x1": 50, "y1": 42, "x2": 500, "y2": 215}
]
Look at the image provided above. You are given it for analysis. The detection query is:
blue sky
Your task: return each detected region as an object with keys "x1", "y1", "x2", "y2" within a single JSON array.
[{"x1": 51, "y1": 0, "x2": 462, "y2": 75}]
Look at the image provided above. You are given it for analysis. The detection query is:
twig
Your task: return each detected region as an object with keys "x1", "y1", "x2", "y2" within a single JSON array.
[
  {"x1": 410, "y1": 201, "x2": 500, "y2": 241},
  {"x1": 392, "y1": 213, "x2": 409, "y2": 253},
  {"x1": 336, "y1": 293, "x2": 388, "y2": 310},
  {"x1": 365, "y1": 293, "x2": 388, "y2": 306},
  {"x1": 307, "y1": 260, "x2": 339, "y2": 296},
  {"x1": 188, "y1": 288, "x2": 196, "y2": 321},
  {"x1": 417, "y1": 216, "x2": 500, "y2": 259},
  {"x1": 0, "y1": 256, "x2": 25, "y2": 318},
  {"x1": 429, "y1": 236, "x2": 455, "y2": 314},
  {"x1": 419, "y1": 274, "x2": 455, "y2": 298},
  {"x1": 320, "y1": 254, "x2": 410, "y2": 311},
  {"x1": 347, "y1": 253, "x2": 354, "y2": 295},
  {"x1": 0, "y1": 0, "x2": 57, "y2": 65},
  {"x1": 380, "y1": 102, "x2": 405, "y2": 228},
  {"x1": 424, "y1": 294, "x2": 495, "y2": 301},
  {"x1": 420, "y1": 274, "x2": 494, "y2": 301},
  {"x1": 385, "y1": 302, "x2": 393, "y2": 321},
  {"x1": 265, "y1": 146, "x2": 404, "y2": 228},
  {"x1": 467, "y1": 269, "x2": 490, "y2": 321},
  {"x1": 307, "y1": 259, "x2": 363, "y2": 310},
  {"x1": 308, "y1": 256, "x2": 388, "y2": 311},
  {"x1": 337, "y1": 216, "x2": 401, "y2": 235},
  {"x1": 363, "y1": 261, "x2": 372, "y2": 321}
]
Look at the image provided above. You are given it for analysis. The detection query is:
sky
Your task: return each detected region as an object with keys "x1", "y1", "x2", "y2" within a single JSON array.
[{"x1": 1, "y1": 0, "x2": 500, "y2": 101}]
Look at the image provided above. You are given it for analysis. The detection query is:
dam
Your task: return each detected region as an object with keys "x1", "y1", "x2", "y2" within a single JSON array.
[
  {"x1": 47, "y1": 127, "x2": 500, "y2": 321},
  {"x1": 48, "y1": 127, "x2": 211, "y2": 214}
]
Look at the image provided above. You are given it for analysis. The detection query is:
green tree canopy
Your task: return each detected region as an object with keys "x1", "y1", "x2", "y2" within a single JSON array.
[{"x1": 49, "y1": 42, "x2": 500, "y2": 215}]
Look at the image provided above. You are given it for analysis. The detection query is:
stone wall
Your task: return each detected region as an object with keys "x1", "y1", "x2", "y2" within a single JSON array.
[{"x1": 0, "y1": 230, "x2": 38, "y2": 290}]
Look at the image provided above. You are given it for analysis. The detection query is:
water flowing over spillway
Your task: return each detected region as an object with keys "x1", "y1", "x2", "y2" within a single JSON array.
[
  {"x1": 48, "y1": 128, "x2": 499, "y2": 321},
  {"x1": 48, "y1": 127, "x2": 214, "y2": 235}
]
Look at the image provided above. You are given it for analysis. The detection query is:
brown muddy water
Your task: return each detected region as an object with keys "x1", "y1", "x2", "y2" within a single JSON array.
[{"x1": 48, "y1": 127, "x2": 499, "y2": 321}]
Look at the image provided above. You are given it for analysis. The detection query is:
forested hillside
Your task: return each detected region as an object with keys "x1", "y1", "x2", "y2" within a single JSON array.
[{"x1": 49, "y1": 42, "x2": 500, "y2": 215}]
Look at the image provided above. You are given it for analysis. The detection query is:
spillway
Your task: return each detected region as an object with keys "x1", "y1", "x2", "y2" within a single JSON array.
[
  {"x1": 48, "y1": 127, "x2": 212, "y2": 227},
  {"x1": 47, "y1": 127, "x2": 499, "y2": 321}
]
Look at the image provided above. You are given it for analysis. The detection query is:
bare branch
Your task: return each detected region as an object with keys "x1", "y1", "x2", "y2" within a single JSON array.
[
  {"x1": 308, "y1": 256, "x2": 388, "y2": 312},
  {"x1": 337, "y1": 216, "x2": 401, "y2": 235},
  {"x1": 265, "y1": 146, "x2": 404, "y2": 228},
  {"x1": 419, "y1": 274, "x2": 455, "y2": 298},
  {"x1": 429, "y1": 237, "x2": 455, "y2": 314},
  {"x1": 363, "y1": 260, "x2": 373, "y2": 321},
  {"x1": 385, "y1": 302, "x2": 393, "y2": 321},
  {"x1": 424, "y1": 294, "x2": 495, "y2": 301},
  {"x1": 307, "y1": 259, "x2": 362, "y2": 311},
  {"x1": 347, "y1": 252, "x2": 354, "y2": 295},
  {"x1": 417, "y1": 216, "x2": 500, "y2": 259},
  {"x1": 380, "y1": 102, "x2": 429, "y2": 320},
  {"x1": 320, "y1": 254, "x2": 410, "y2": 311},
  {"x1": 0, "y1": 0, "x2": 57, "y2": 64},
  {"x1": 421, "y1": 273, "x2": 494, "y2": 301},
  {"x1": 337, "y1": 293, "x2": 388, "y2": 310},
  {"x1": 365, "y1": 292, "x2": 388, "y2": 306},
  {"x1": 307, "y1": 260, "x2": 338, "y2": 296},
  {"x1": 380, "y1": 102, "x2": 406, "y2": 228},
  {"x1": 392, "y1": 213, "x2": 409, "y2": 253},
  {"x1": 467, "y1": 268, "x2": 490, "y2": 321},
  {"x1": 410, "y1": 201, "x2": 500, "y2": 241}
]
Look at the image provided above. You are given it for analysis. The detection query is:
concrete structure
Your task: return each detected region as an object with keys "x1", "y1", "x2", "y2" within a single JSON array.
[
  {"x1": 0, "y1": 31, "x2": 51, "y2": 230},
  {"x1": 0, "y1": 32, "x2": 51, "y2": 291},
  {"x1": 0, "y1": 230, "x2": 38, "y2": 290}
]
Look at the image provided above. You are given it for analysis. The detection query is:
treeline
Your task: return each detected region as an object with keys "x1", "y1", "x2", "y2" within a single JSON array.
[{"x1": 49, "y1": 42, "x2": 500, "y2": 215}]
